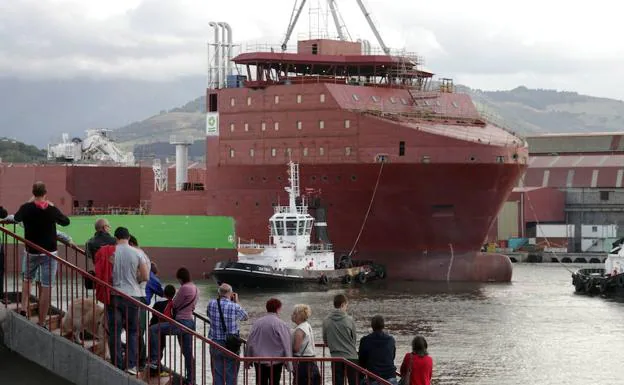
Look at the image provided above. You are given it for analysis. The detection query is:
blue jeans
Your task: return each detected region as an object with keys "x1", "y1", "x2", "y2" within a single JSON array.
[
  {"x1": 211, "y1": 340, "x2": 239, "y2": 385},
  {"x1": 107, "y1": 295, "x2": 139, "y2": 370},
  {"x1": 149, "y1": 319, "x2": 196, "y2": 383}
]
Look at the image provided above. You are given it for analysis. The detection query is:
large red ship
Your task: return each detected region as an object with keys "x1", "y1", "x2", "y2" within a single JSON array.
[
  {"x1": 0, "y1": 2, "x2": 528, "y2": 281},
  {"x1": 151, "y1": 2, "x2": 528, "y2": 281}
]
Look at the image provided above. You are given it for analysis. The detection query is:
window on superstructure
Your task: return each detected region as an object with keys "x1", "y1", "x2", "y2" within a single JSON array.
[
  {"x1": 389, "y1": 97, "x2": 397, "y2": 104},
  {"x1": 274, "y1": 95, "x2": 280, "y2": 104},
  {"x1": 230, "y1": 97, "x2": 235, "y2": 107},
  {"x1": 229, "y1": 148, "x2": 235, "y2": 158},
  {"x1": 297, "y1": 121, "x2": 302, "y2": 130},
  {"x1": 399, "y1": 141, "x2": 405, "y2": 156},
  {"x1": 319, "y1": 120, "x2": 325, "y2": 129},
  {"x1": 286, "y1": 148, "x2": 292, "y2": 157},
  {"x1": 400, "y1": 98, "x2": 408, "y2": 105},
  {"x1": 352, "y1": 94, "x2": 360, "y2": 102},
  {"x1": 345, "y1": 146, "x2": 352, "y2": 156},
  {"x1": 303, "y1": 147, "x2": 309, "y2": 156},
  {"x1": 320, "y1": 93, "x2": 326, "y2": 103},
  {"x1": 261, "y1": 122, "x2": 266, "y2": 131},
  {"x1": 344, "y1": 119, "x2": 351, "y2": 128},
  {"x1": 244, "y1": 123, "x2": 249, "y2": 132},
  {"x1": 452, "y1": 101, "x2": 459, "y2": 108},
  {"x1": 371, "y1": 96, "x2": 380, "y2": 102},
  {"x1": 496, "y1": 156, "x2": 505, "y2": 163},
  {"x1": 250, "y1": 148, "x2": 255, "y2": 157},
  {"x1": 274, "y1": 122, "x2": 279, "y2": 131},
  {"x1": 297, "y1": 94, "x2": 302, "y2": 104},
  {"x1": 319, "y1": 147, "x2": 325, "y2": 156},
  {"x1": 312, "y1": 44, "x2": 318, "y2": 55},
  {"x1": 208, "y1": 93, "x2": 218, "y2": 112},
  {"x1": 271, "y1": 148, "x2": 277, "y2": 157},
  {"x1": 247, "y1": 96, "x2": 252, "y2": 106},
  {"x1": 230, "y1": 123, "x2": 235, "y2": 132}
]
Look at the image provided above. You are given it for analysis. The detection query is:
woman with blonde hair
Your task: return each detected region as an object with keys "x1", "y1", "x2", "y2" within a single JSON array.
[{"x1": 291, "y1": 304, "x2": 320, "y2": 385}]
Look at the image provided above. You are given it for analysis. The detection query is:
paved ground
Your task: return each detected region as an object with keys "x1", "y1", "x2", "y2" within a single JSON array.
[{"x1": 0, "y1": 343, "x2": 74, "y2": 385}]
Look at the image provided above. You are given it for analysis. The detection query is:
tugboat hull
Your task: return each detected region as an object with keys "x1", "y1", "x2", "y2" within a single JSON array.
[{"x1": 212, "y1": 261, "x2": 383, "y2": 289}]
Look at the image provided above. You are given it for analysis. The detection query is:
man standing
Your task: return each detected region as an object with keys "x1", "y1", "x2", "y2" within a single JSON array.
[
  {"x1": 15, "y1": 182, "x2": 70, "y2": 327},
  {"x1": 358, "y1": 315, "x2": 397, "y2": 385},
  {"x1": 108, "y1": 227, "x2": 149, "y2": 374},
  {"x1": 85, "y1": 218, "x2": 116, "y2": 262},
  {"x1": 207, "y1": 283, "x2": 248, "y2": 385},
  {"x1": 245, "y1": 298, "x2": 292, "y2": 385},
  {"x1": 322, "y1": 294, "x2": 358, "y2": 385}
]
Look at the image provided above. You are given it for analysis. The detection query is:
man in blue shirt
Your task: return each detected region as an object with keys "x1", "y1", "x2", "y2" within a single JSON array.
[
  {"x1": 358, "y1": 315, "x2": 397, "y2": 385},
  {"x1": 207, "y1": 283, "x2": 248, "y2": 385}
]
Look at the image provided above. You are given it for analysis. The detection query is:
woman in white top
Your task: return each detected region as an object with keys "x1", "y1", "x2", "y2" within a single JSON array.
[{"x1": 292, "y1": 304, "x2": 321, "y2": 385}]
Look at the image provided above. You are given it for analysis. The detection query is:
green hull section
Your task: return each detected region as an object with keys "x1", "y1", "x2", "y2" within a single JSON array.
[{"x1": 56, "y1": 215, "x2": 236, "y2": 249}]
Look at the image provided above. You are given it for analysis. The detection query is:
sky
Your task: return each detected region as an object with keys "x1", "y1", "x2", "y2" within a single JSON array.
[{"x1": 2, "y1": 0, "x2": 623, "y2": 100}]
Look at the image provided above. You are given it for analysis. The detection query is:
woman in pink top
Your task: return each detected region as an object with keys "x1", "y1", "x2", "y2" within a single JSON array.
[{"x1": 399, "y1": 336, "x2": 433, "y2": 385}]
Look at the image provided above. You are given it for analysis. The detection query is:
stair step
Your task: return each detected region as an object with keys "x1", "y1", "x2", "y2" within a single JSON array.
[{"x1": 147, "y1": 375, "x2": 172, "y2": 385}]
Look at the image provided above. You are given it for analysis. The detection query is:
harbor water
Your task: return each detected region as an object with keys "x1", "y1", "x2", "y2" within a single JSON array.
[{"x1": 191, "y1": 263, "x2": 624, "y2": 385}]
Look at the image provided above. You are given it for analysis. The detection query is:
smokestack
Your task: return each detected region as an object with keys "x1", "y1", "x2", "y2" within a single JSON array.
[
  {"x1": 218, "y1": 22, "x2": 227, "y2": 88},
  {"x1": 209, "y1": 22, "x2": 220, "y2": 88},
  {"x1": 170, "y1": 136, "x2": 193, "y2": 191}
]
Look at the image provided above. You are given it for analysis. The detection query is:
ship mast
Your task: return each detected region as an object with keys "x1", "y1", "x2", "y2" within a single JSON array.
[
  {"x1": 285, "y1": 161, "x2": 300, "y2": 213},
  {"x1": 281, "y1": 0, "x2": 389, "y2": 55}
]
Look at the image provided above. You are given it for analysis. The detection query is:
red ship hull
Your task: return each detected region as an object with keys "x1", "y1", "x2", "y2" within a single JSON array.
[{"x1": 151, "y1": 161, "x2": 524, "y2": 281}]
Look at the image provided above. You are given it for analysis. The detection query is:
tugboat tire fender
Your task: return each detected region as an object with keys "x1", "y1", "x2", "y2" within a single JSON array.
[
  {"x1": 342, "y1": 275, "x2": 352, "y2": 285},
  {"x1": 319, "y1": 275, "x2": 329, "y2": 285},
  {"x1": 575, "y1": 279, "x2": 585, "y2": 293},
  {"x1": 357, "y1": 272, "x2": 367, "y2": 284},
  {"x1": 377, "y1": 269, "x2": 386, "y2": 280}
]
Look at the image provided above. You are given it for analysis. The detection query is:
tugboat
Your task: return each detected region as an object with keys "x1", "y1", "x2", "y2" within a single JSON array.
[
  {"x1": 212, "y1": 162, "x2": 385, "y2": 289},
  {"x1": 571, "y1": 239, "x2": 624, "y2": 297}
]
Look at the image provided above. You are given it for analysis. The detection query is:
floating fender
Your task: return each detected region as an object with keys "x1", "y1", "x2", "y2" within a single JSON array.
[
  {"x1": 377, "y1": 269, "x2": 386, "y2": 280},
  {"x1": 575, "y1": 279, "x2": 585, "y2": 293},
  {"x1": 342, "y1": 275, "x2": 352, "y2": 285},
  {"x1": 319, "y1": 275, "x2": 329, "y2": 285},
  {"x1": 584, "y1": 279, "x2": 593, "y2": 293},
  {"x1": 600, "y1": 279, "x2": 608, "y2": 294},
  {"x1": 357, "y1": 272, "x2": 367, "y2": 284}
]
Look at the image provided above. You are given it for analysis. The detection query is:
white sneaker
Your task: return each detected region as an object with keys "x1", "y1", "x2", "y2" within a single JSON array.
[{"x1": 127, "y1": 367, "x2": 138, "y2": 375}]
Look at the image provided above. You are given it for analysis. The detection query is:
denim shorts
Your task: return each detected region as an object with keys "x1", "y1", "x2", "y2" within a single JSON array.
[{"x1": 22, "y1": 251, "x2": 58, "y2": 288}]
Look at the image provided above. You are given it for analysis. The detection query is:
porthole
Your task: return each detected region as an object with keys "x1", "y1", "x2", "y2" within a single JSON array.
[
  {"x1": 255, "y1": 202, "x2": 260, "y2": 207},
  {"x1": 351, "y1": 175, "x2": 357, "y2": 181},
  {"x1": 322, "y1": 175, "x2": 328, "y2": 181},
  {"x1": 262, "y1": 176, "x2": 268, "y2": 182},
  {"x1": 311, "y1": 176, "x2": 317, "y2": 182},
  {"x1": 277, "y1": 176, "x2": 283, "y2": 181}
]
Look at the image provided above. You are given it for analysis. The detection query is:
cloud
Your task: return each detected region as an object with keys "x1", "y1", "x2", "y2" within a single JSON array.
[{"x1": 1, "y1": 0, "x2": 624, "y2": 99}]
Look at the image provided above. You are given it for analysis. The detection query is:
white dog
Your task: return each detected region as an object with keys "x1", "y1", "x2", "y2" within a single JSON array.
[{"x1": 61, "y1": 298, "x2": 109, "y2": 359}]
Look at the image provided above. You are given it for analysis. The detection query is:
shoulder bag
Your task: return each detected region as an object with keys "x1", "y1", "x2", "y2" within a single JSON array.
[
  {"x1": 217, "y1": 298, "x2": 244, "y2": 353},
  {"x1": 398, "y1": 353, "x2": 412, "y2": 385}
]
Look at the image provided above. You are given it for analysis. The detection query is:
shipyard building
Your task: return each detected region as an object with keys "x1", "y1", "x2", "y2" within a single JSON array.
[{"x1": 493, "y1": 133, "x2": 624, "y2": 253}]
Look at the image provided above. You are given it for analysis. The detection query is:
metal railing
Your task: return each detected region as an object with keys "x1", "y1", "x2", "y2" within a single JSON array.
[{"x1": 0, "y1": 222, "x2": 392, "y2": 385}]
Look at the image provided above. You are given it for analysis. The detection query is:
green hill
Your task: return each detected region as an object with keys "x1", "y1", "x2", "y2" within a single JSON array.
[{"x1": 0, "y1": 137, "x2": 46, "y2": 162}]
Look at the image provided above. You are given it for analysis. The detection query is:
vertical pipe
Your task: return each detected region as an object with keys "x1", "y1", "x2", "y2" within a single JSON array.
[
  {"x1": 223, "y1": 23, "x2": 233, "y2": 79},
  {"x1": 218, "y1": 22, "x2": 227, "y2": 88},
  {"x1": 209, "y1": 22, "x2": 220, "y2": 88},
  {"x1": 175, "y1": 145, "x2": 189, "y2": 191}
]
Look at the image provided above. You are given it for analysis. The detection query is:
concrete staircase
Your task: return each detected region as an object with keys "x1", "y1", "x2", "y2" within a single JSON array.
[{"x1": 2, "y1": 294, "x2": 172, "y2": 385}]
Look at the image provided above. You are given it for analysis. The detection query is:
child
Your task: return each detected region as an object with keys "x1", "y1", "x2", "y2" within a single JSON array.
[{"x1": 149, "y1": 284, "x2": 176, "y2": 369}]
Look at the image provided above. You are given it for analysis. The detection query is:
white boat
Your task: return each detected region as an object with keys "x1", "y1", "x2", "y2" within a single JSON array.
[{"x1": 212, "y1": 162, "x2": 385, "y2": 289}]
